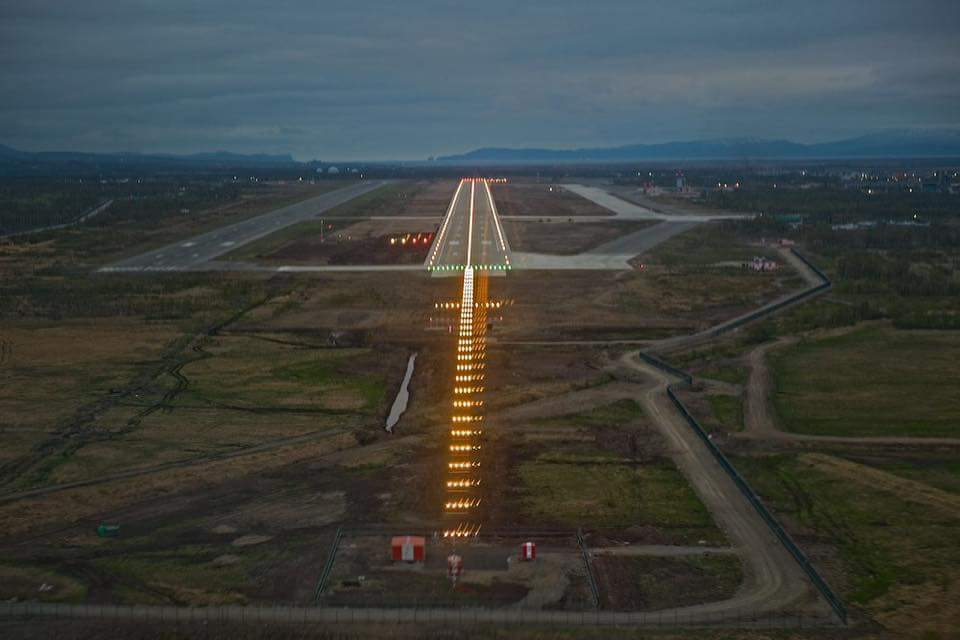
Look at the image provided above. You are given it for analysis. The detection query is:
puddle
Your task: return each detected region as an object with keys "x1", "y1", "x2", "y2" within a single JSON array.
[{"x1": 386, "y1": 353, "x2": 417, "y2": 432}]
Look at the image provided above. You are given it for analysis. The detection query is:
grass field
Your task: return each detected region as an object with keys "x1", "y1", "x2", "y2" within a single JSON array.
[
  {"x1": 220, "y1": 219, "x2": 340, "y2": 262},
  {"x1": 181, "y1": 338, "x2": 395, "y2": 414},
  {"x1": 593, "y1": 554, "x2": 741, "y2": 611},
  {"x1": 645, "y1": 222, "x2": 777, "y2": 267},
  {"x1": 529, "y1": 399, "x2": 647, "y2": 431},
  {"x1": 696, "y1": 363, "x2": 748, "y2": 385},
  {"x1": 514, "y1": 401, "x2": 724, "y2": 545},
  {"x1": 733, "y1": 453, "x2": 960, "y2": 635},
  {"x1": 707, "y1": 394, "x2": 743, "y2": 431},
  {"x1": 866, "y1": 458, "x2": 960, "y2": 495},
  {"x1": 770, "y1": 326, "x2": 960, "y2": 437},
  {"x1": 0, "y1": 318, "x2": 184, "y2": 432},
  {"x1": 222, "y1": 181, "x2": 422, "y2": 262}
]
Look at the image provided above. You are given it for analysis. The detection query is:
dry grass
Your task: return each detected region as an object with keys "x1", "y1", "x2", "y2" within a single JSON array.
[
  {"x1": 0, "y1": 430, "x2": 358, "y2": 538},
  {"x1": 0, "y1": 319, "x2": 182, "y2": 431}
]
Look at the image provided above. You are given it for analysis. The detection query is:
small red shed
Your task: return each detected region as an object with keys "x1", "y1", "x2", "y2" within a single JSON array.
[
  {"x1": 391, "y1": 536, "x2": 425, "y2": 563},
  {"x1": 519, "y1": 541, "x2": 536, "y2": 561}
]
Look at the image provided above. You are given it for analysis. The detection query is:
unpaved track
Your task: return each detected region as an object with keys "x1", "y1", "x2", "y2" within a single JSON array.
[
  {"x1": 0, "y1": 428, "x2": 348, "y2": 505},
  {"x1": 495, "y1": 363, "x2": 827, "y2": 619},
  {"x1": 622, "y1": 352, "x2": 826, "y2": 620},
  {"x1": 741, "y1": 338, "x2": 960, "y2": 450},
  {"x1": 0, "y1": 430, "x2": 420, "y2": 507},
  {"x1": 742, "y1": 337, "x2": 796, "y2": 440},
  {"x1": 594, "y1": 545, "x2": 735, "y2": 557},
  {"x1": 800, "y1": 453, "x2": 960, "y2": 516},
  {"x1": 651, "y1": 248, "x2": 828, "y2": 356},
  {"x1": 495, "y1": 382, "x2": 640, "y2": 424}
]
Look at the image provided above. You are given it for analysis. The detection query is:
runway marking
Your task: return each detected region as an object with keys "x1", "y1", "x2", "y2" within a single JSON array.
[
  {"x1": 220, "y1": 241, "x2": 235, "y2": 247},
  {"x1": 181, "y1": 242, "x2": 196, "y2": 247},
  {"x1": 427, "y1": 179, "x2": 466, "y2": 268},
  {"x1": 466, "y1": 180, "x2": 475, "y2": 266},
  {"x1": 482, "y1": 179, "x2": 509, "y2": 255}
]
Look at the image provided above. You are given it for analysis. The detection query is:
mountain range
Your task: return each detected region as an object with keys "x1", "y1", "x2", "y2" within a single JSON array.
[
  {"x1": 0, "y1": 144, "x2": 298, "y2": 175},
  {"x1": 433, "y1": 129, "x2": 960, "y2": 165},
  {"x1": 2, "y1": 129, "x2": 960, "y2": 175}
]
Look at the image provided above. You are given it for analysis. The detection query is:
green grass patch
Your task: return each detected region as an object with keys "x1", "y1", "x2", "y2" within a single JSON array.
[
  {"x1": 532, "y1": 399, "x2": 646, "y2": 430},
  {"x1": 93, "y1": 548, "x2": 250, "y2": 605},
  {"x1": 326, "y1": 571, "x2": 528, "y2": 608},
  {"x1": 856, "y1": 458, "x2": 960, "y2": 495},
  {"x1": 697, "y1": 363, "x2": 748, "y2": 385},
  {"x1": 517, "y1": 457, "x2": 723, "y2": 544},
  {"x1": 594, "y1": 553, "x2": 742, "y2": 611},
  {"x1": 732, "y1": 453, "x2": 960, "y2": 607},
  {"x1": 221, "y1": 219, "x2": 337, "y2": 262},
  {"x1": 272, "y1": 357, "x2": 338, "y2": 384},
  {"x1": 178, "y1": 342, "x2": 390, "y2": 414},
  {"x1": 0, "y1": 563, "x2": 88, "y2": 603},
  {"x1": 770, "y1": 326, "x2": 960, "y2": 437},
  {"x1": 646, "y1": 223, "x2": 775, "y2": 267},
  {"x1": 707, "y1": 394, "x2": 743, "y2": 431}
]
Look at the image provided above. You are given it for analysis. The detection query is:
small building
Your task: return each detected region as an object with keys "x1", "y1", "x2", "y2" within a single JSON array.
[
  {"x1": 748, "y1": 256, "x2": 778, "y2": 272},
  {"x1": 391, "y1": 536, "x2": 425, "y2": 563},
  {"x1": 519, "y1": 541, "x2": 537, "y2": 561}
]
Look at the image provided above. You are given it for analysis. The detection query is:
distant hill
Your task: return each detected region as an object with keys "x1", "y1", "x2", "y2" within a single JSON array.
[
  {"x1": 434, "y1": 130, "x2": 960, "y2": 165},
  {"x1": 0, "y1": 145, "x2": 298, "y2": 176}
]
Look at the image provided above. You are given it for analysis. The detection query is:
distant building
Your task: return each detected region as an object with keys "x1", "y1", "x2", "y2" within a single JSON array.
[
  {"x1": 327, "y1": 166, "x2": 340, "y2": 175},
  {"x1": 747, "y1": 256, "x2": 778, "y2": 272},
  {"x1": 773, "y1": 214, "x2": 803, "y2": 226}
]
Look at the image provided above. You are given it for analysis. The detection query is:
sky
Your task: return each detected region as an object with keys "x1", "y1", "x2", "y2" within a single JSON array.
[{"x1": 1, "y1": 1, "x2": 959, "y2": 160}]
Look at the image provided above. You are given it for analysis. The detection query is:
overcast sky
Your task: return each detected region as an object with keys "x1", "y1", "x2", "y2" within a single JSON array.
[{"x1": 1, "y1": 1, "x2": 958, "y2": 160}]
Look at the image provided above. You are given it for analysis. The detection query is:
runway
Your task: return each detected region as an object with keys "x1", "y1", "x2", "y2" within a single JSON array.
[
  {"x1": 426, "y1": 179, "x2": 512, "y2": 276},
  {"x1": 99, "y1": 180, "x2": 391, "y2": 272}
]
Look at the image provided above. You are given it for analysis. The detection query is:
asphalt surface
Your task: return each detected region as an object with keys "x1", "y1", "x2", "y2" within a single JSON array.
[
  {"x1": 99, "y1": 180, "x2": 390, "y2": 272},
  {"x1": 562, "y1": 184, "x2": 749, "y2": 222},
  {"x1": 426, "y1": 179, "x2": 512, "y2": 275},
  {"x1": 511, "y1": 220, "x2": 697, "y2": 269}
]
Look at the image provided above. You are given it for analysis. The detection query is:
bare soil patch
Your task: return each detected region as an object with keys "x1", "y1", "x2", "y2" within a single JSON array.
[
  {"x1": 502, "y1": 220, "x2": 655, "y2": 255},
  {"x1": 593, "y1": 554, "x2": 742, "y2": 611},
  {"x1": 490, "y1": 183, "x2": 613, "y2": 217},
  {"x1": 266, "y1": 226, "x2": 433, "y2": 265}
]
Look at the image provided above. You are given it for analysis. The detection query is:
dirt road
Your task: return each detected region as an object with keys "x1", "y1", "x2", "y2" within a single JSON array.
[
  {"x1": 650, "y1": 248, "x2": 828, "y2": 356},
  {"x1": 621, "y1": 352, "x2": 827, "y2": 620},
  {"x1": 741, "y1": 337, "x2": 960, "y2": 450},
  {"x1": 493, "y1": 359, "x2": 829, "y2": 620}
]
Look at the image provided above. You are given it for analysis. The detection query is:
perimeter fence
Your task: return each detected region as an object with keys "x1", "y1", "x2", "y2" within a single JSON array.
[
  {"x1": 636, "y1": 248, "x2": 846, "y2": 624},
  {"x1": 0, "y1": 601, "x2": 839, "y2": 629}
]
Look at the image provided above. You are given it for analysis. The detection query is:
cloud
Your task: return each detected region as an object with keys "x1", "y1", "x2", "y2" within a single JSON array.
[{"x1": 0, "y1": 0, "x2": 958, "y2": 159}]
